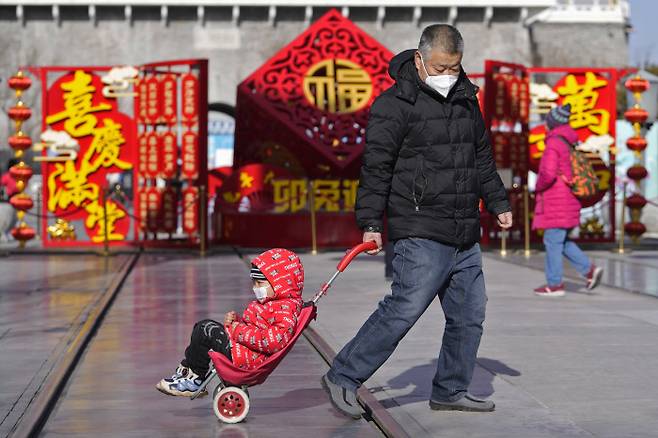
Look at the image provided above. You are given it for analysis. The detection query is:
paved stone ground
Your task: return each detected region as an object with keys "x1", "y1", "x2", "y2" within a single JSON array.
[
  {"x1": 300, "y1": 248, "x2": 658, "y2": 438},
  {"x1": 5, "y1": 247, "x2": 658, "y2": 437},
  {"x1": 490, "y1": 249, "x2": 658, "y2": 297},
  {"x1": 0, "y1": 254, "x2": 130, "y2": 437},
  {"x1": 39, "y1": 254, "x2": 380, "y2": 438}
]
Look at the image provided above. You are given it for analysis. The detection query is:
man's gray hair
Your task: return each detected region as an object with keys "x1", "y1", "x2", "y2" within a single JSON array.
[{"x1": 418, "y1": 24, "x2": 464, "y2": 56}]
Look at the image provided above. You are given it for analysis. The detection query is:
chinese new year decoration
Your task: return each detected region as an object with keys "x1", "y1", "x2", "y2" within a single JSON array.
[
  {"x1": 527, "y1": 67, "x2": 618, "y2": 243},
  {"x1": 7, "y1": 70, "x2": 36, "y2": 247},
  {"x1": 37, "y1": 59, "x2": 207, "y2": 248},
  {"x1": 624, "y1": 75, "x2": 651, "y2": 243},
  {"x1": 42, "y1": 69, "x2": 135, "y2": 246},
  {"x1": 217, "y1": 9, "x2": 392, "y2": 247}
]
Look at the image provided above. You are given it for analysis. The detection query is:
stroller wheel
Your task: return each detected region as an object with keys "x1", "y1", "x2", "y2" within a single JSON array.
[{"x1": 213, "y1": 386, "x2": 250, "y2": 423}]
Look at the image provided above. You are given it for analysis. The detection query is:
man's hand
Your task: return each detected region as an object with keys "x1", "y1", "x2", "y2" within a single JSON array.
[
  {"x1": 496, "y1": 211, "x2": 513, "y2": 229},
  {"x1": 224, "y1": 311, "x2": 237, "y2": 325},
  {"x1": 364, "y1": 232, "x2": 383, "y2": 255}
]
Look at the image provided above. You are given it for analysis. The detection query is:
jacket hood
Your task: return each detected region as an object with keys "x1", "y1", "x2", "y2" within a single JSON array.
[
  {"x1": 547, "y1": 123, "x2": 579, "y2": 144},
  {"x1": 388, "y1": 49, "x2": 479, "y2": 104},
  {"x1": 250, "y1": 248, "x2": 304, "y2": 302}
]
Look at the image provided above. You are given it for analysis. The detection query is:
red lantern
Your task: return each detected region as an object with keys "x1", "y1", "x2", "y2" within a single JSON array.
[
  {"x1": 624, "y1": 107, "x2": 649, "y2": 125},
  {"x1": 9, "y1": 194, "x2": 34, "y2": 211},
  {"x1": 626, "y1": 136, "x2": 648, "y2": 152},
  {"x1": 8, "y1": 134, "x2": 32, "y2": 151},
  {"x1": 10, "y1": 164, "x2": 33, "y2": 183},
  {"x1": 8, "y1": 74, "x2": 32, "y2": 92},
  {"x1": 11, "y1": 225, "x2": 36, "y2": 241},
  {"x1": 8, "y1": 105, "x2": 32, "y2": 122},
  {"x1": 625, "y1": 76, "x2": 650, "y2": 94},
  {"x1": 626, "y1": 193, "x2": 648, "y2": 209},
  {"x1": 627, "y1": 166, "x2": 648, "y2": 181},
  {"x1": 624, "y1": 221, "x2": 647, "y2": 237}
]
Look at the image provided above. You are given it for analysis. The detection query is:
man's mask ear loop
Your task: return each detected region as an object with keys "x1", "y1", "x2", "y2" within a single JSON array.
[{"x1": 419, "y1": 52, "x2": 431, "y2": 78}]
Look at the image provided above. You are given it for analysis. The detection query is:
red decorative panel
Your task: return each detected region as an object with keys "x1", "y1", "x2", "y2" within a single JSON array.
[{"x1": 233, "y1": 9, "x2": 393, "y2": 177}]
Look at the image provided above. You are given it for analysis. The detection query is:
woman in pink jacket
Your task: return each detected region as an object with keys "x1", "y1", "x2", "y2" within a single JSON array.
[{"x1": 532, "y1": 104, "x2": 603, "y2": 296}]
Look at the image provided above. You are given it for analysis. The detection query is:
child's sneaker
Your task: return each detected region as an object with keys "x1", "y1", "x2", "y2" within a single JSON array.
[
  {"x1": 156, "y1": 365, "x2": 207, "y2": 397},
  {"x1": 533, "y1": 284, "x2": 565, "y2": 297}
]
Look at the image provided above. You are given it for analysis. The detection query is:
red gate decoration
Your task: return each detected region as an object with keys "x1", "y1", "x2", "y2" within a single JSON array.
[
  {"x1": 218, "y1": 9, "x2": 392, "y2": 247},
  {"x1": 134, "y1": 59, "x2": 208, "y2": 247},
  {"x1": 39, "y1": 59, "x2": 208, "y2": 248},
  {"x1": 482, "y1": 61, "x2": 530, "y2": 246},
  {"x1": 484, "y1": 61, "x2": 530, "y2": 178}
]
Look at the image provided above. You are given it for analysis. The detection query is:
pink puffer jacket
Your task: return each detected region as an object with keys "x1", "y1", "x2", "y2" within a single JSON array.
[{"x1": 532, "y1": 124, "x2": 582, "y2": 230}]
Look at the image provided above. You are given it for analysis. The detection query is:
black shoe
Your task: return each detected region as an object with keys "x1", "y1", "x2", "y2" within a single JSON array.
[
  {"x1": 321, "y1": 374, "x2": 364, "y2": 419},
  {"x1": 429, "y1": 394, "x2": 495, "y2": 412}
]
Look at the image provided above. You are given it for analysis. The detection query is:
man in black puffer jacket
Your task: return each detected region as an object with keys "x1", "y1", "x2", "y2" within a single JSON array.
[{"x1": 322, "y1": 25, "x2": 512, "y2": 417}]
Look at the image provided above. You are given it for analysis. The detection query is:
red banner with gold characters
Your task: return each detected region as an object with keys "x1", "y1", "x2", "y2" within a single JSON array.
[
  {"x1": 528, "y1": 69, "x2": 617, "y2": 208},
  {"x1": 161, "y1": 74, "x2": 177, "y2": 125},
  {"x1": 42, "y1": 69, "x2": 136, "y2": 246},
  {"x1": 161, "y1": 187, "x2": 178, "y2": 234},
  {"x1": 182, "y1": 186, "x2": 198, "y2": 234},
  {"x1": 160, "y1": 131, "x2": 177, "y2": 179},
  {"x1": 181, "y1": 131, "x2": 198, "y2": 180},
  {"x1": 181, "y1": 73, "x2": 199, "y2": 125}
]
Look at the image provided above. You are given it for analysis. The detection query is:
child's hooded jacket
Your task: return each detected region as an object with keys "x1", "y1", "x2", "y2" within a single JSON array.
[{"x1": 228, "y1": 248, "x2": 304, "y2": 369}]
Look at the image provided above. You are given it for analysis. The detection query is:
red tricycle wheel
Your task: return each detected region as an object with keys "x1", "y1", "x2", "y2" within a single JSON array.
[{"x1": 213, "y1": 386, "x2": 250, "y2": 423}]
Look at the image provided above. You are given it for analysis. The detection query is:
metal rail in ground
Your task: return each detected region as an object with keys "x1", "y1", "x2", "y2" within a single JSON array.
[
  {"x1": 232, "y1": 246, "x2": 409, "y2": 438},
  {"x1": 9, "y1": 253, "x2": 140, "y2": 438}
]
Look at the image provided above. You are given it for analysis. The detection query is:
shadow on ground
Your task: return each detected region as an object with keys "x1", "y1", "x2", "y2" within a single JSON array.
[{"x1": 371, "y1": 357, "x2": 520, "y2": 408}]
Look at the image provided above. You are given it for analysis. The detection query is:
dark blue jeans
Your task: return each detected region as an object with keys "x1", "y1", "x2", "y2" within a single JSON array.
[{"x1": 328, "y1": 237, "x2": 487, "y2": 402}]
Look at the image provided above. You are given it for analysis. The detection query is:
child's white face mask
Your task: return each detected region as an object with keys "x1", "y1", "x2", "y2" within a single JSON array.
[{"x1": 253, "y1": 286, "x2": 269, "y2": 301}]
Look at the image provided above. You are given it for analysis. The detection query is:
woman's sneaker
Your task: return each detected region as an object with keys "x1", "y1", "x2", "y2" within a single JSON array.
[
  {"x1": 585, "y1": 265, "x2": 603, "y2": 290},
  {"x1": 533, "y1": 284, "x2": 565, "y2": 297},
  {"x1": 156, "y1": 365, "x2": 207, "y2": 397}
]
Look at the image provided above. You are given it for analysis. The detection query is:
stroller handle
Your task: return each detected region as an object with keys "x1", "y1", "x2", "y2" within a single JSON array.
[{"x1": 337, "y1": 240, "x2": 379, "y2": 272}]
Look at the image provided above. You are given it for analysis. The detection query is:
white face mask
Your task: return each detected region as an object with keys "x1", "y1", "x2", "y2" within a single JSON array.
[
  {"x1": 253, "y1": 286, "x2": 269, "y2": 301},
  {"x1": 419, "y1": 54, "x2": 459, "y2": 98}
]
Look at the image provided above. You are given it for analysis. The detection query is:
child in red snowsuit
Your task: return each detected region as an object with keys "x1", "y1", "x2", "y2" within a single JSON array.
[{"x1": 157, "y1": 248, "x2": 304, "y2": 397}]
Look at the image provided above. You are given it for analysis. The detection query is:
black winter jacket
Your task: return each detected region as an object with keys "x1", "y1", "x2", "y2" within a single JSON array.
[{"x1": 355, "y1": 49, "x2": 511, "y2": 247}]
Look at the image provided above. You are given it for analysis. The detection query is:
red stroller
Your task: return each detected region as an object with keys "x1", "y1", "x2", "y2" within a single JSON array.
[{"x1": 190, "y1": 241, "x2": 378, "y2": 423}]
